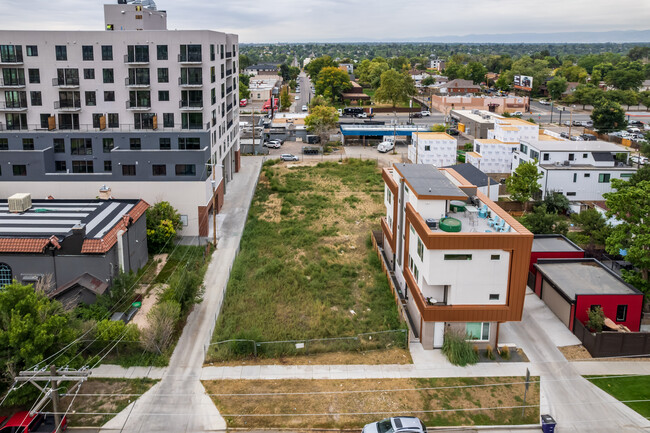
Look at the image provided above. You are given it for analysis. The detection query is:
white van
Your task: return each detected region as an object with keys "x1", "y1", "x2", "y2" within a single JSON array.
[{"x1": 377, "y1": 141, "x2": 395, "y2": 153}]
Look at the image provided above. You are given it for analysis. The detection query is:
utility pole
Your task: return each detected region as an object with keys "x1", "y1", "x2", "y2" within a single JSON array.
[
  {"x1": 50, "y1": 365, "x2": 61, "y2": 432},
  {"x1": 550, "y1": 101, "x2": 554, "y2": 124},
  {"x1": 568, "y1": 108, "x2": 573, "y2": 137}
]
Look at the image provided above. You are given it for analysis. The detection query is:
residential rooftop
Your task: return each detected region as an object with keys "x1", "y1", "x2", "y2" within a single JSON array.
[
  {"x1": 393, "y1": 164, "x2": 467, "y2": 199},
  {"x1": 413, "y1": 132, "x2": 456, "y2": 140},
  {"x1": 451, "y1": 110, "x2": 503, "y2": 124},
  {"x1": 522, "y1": 139, "x2": 630, "y2": 153},
  {"x1": 443, "y1": 163, "x2": 495, "y2": 188},
  {"x1": 498, "y1": 117, "x2": 536, "y2": 126},
  {"x1": 532, "y1": 235, "x2": 583, "y2": 253}
]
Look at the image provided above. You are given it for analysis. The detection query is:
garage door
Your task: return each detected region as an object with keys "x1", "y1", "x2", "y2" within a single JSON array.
[{"x1": 541, "y1": 280, "x2": 572, "y2": 328}]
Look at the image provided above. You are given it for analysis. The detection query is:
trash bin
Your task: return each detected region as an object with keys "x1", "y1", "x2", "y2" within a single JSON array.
[{"x1": 541, "y1": 414, "x2": 557, "y2": 433}]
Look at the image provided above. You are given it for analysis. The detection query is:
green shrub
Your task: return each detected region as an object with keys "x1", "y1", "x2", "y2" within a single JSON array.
[
  {"x1": 442, "y1": 331, "x2": 479, "y2": 366},
  {"x1": 485, "y1": 345, "x2": 494, "y2": 360},
  {"x1": 587, "y1": 306, "x2": 605, "y2": 332},
  {"x1": 499, "y1": 346, "x2": 511, "y2": 360}
]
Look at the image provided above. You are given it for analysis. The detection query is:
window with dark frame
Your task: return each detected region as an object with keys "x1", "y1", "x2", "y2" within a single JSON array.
[
  {"x1": 152, "y1": 164, "x2": 167, "y2": 176},
  {"x1": 175, "y1": 164, "x2": 196, "y2": 176},
  {"x1": 83, "y1": 68, "x2": 95, "y2": 79},
  {"x1": 107, "y1": 113, "x2": 119, "y2": 128},
  {"x1": 122, "y1": 164, "x2": 136, "y2": 176},
  {"x1": 28, "y1": 69, "x2": 40, "y2": 83},
  {"x1": 53, "y1": 138, "x2": 65, "y2": 153},
  {"x1": 22, "y1": 138, "x2": 34, "y2": 150},
  {"x1": 489, "y1": 294, "x2": 499, "y2": 300},
  {"x1": 103, "y1": 68, "x2": 114, "y2": 84},
  {"x1": 163, "y1": 113, "x2": 174, "y2": 128},
  {"x1": 130, "y1": 138, "x2": 141, "y2": 150},
  {"x1": 444, "y1": 254, "x2": 472, "y2": 261},
  {"x1": 101, "y1": 45, "x2": 113, "y2": 61},
  {"x1": 55, "y1": 161, "x2": 67, "y2": 172},
  {"x1": 104, "y1": 91, "x2": 115, "y2": 102},
  {"x1": 26, "y1": 45, "x2": 38, "y2": 56},
  {"x1": 158, "y1": 90, "x2": 169, "y2": 101},
  {"x1": 55, "y1": 45, "x2": 67, "y2": 61},
  {"x1": 40, "y1": 114, "x2": 50, "y2": 129},
  {"x1": 104, "y1": 160, "x2": 112, "y2": 172},
  {"x1": 157, "y1": 45, "x2": 168, "y2": 60},
  {"x1": 30, "y1": 91, "x2": 42, "y2": 106},
  {"x1": 13, "y1": 164, "x2": 27, "y2": 176},
  {"x1": 85, "y1": 91, "x2": 96, "y2": 106},
  {"x1": 103, "y1": 138, "x2": 114, "y2": 153},
  {"x1": 159, "y1": 137, "x2": 171, "y2": 150},
  {"x1": 82, "y1": 45, "x2": 93, "y2": 61},
  {"x1": 72, "y1": 160, "x2": 93, "y2": 173},
  {"x1": 158, "y1": 68, "x2": 169, "y2": 83},
  {"x1": 0, "y1": 138, "x2": 7, "y2": 150},
  {"x1": 616, "y1": 305, "x2": 627, "y2": 322},
  {"x1": 70, "y1": 138, "x2": 92, "y2": 155}
]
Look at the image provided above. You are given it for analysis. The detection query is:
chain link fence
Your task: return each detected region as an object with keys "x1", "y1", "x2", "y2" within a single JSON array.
[{"x1": 206, "y1": 329, "x2": 408, "y2": 362}]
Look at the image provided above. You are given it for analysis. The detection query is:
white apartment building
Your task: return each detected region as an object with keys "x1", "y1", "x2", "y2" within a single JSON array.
[
  {"x1": 380, "y1": 164, "x2": 532, "y2": 349},
  {"x1": 513, "y1": 140, "x2": 635, "y2": 201},
  {"x1": 408, "y1": 132, "x2": 457, "y2": 166},
  {"x1": 0, "y1": 0, "x2": 240, "y2": 238}
]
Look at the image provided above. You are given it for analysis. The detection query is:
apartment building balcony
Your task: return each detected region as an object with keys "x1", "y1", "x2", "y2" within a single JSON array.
[
  {"x1": 0, "y1": 101, "x2": 28, "y2": 111},
  {"x1": 225, "y1": 52, "x2": 232, "y2": 59},
  {"x1": 179, "y1": 100, "x2": 203, "y2": 110},
  {"x1": 227, "y1": 120, "x2": 233, "y2": 130},
  {"x1": 125, "y1": 100, "x2": 151, "y2": 111},
  {"x1": 226, "y1": 86, "x2": 233, "y2": 95},
  {"x1": 178, "y1": 77, "x2": 203, "y2": 87},
  {"x1": 178, "y1": 54, "x2": 202, "y2": 64},
  {"x1": 124, "y1": 54, "x2": 149, "y2": 65},
  {"x1": 226, "y1": 69, "x2": 233, "y2": 77},
  {"x1": 52, "y1": 77, "x2": 80, "y2": 88},
  {"x1": 54, "y1": 100, "x2": 81, "y2": 111},
  {"x1": 0, "y1": 55, "x2": 23, "y2": 65},
  {"x1": 125, "y1": 77, "x2": 151, "y2": 88},
  {"x1": 0, "y1": 78, "x2": 25, "y2": 88}
]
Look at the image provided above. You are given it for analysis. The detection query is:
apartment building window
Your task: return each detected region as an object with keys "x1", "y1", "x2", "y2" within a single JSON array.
[
  {"x1": 211, "y1": 66, "x2": 215, "y2": 83},
  {"x1": 127, "y1": 45, "x2": 149, "y2": 63},
  {"x1": 122, "y1": 164, "x2": 136, "y2": 176},
  {"x1": 211, "y1": 88, "x2": 216, "y2": 105},
  {"x1": 28, "y1": 69, "x2": 40, "y2": 84},
  {"x1": 101, "y1": 45, "x2": 113, "y2": 61},
  {"x1": 621, "y1": 173, "x2": 633, "y2": 179},
  {"x1": 82, "y1": 45, "x2": 94, "y2": 61},
  {"x1": 92, "y1": 113, "x2": 102, "y2": 128},
  {"x1": 210, "y1": 44, "x2": 215, "y2": 61},
  {"x1": 104, "y1": 91, "x2": 115, "y2": 102},
  {"x1": 416, "y1": 237, "x2": 424, "y2": 260},
  {"x1": 530, "y1": 150, "x2": 540, "y2": 160},
  {"x1": 0, "y1": 139, "x2": 7, "y2": 150},
  {"x1": 55, "y1": 45, "x2": 67, "y2": 61},
  {"x1": 158, "y1": 90, "x2": 169, "y2": 101},
  {"x1": 179, "y1": 44, "x2": 202, "y2": 62},
  {"x1": 72, "y1": 161, "x2": 93, "y2": 173},
  {"x1": 220, "y1": 64, "x2": 224, "y2": 79},
  {"x1": 489, "y1": 294, "x2": 500, "y2": 301},
  {"x1": 157, "y1": 45, "x2": 168, "y2": 60},
  {"x1": 84, "y1": 91, "x2": 96, "y2": 106},
  {"x1": 181, "y1": 112, "x2": 203, "y2": 130},
  {"x1": 543, "y1": 153, "x2": 549, "y2": 161},
  {"x1": 220, "y1": 44, "x2": 224, "y2": 59},
  {"x1": 408, "y1": 256, "x2": 419, "y2": 282},
  {"x1": 466, "y1": 322, "x2": 490, "y2": 341},
  {"x1": 84, "y1": 68, "x2": 95, "y2": 80},
  {"x1": 134, "y1": 113, "x2": 155, "y2": 130},
  {"x1": 444, "y1": 254, "x2": 472, "y2": 261},
  {"x1": 180, "y1": 67, "x2": 202, "y2": 85},
  {"x1": 22, "y1": 138, "x2": 34, "y2": 150},
  {"x1": 616, "y1": 305, "x2": 627, "y2": 322},
  {"x1": 491, "y1": 254, "x2": 500, "y2": 260},
  {"x1": 519, "y1": 143, "x2": 528, "y2": 154},
  {"x1": 178, "y1": 137, "x2": 200, "y2": 150},
  {"x1": 104, "y1": 161, "x2": 112, "y2": 172},
  {"x1": 103, "y1": 138, "x2": 114, "y2": 153},
  {"x1": 211, "y1": 109, "x2": 216, "y2": 126},
  {"x1": 567, "y1": 192, "x2": 576, "y2": 196},
  {"x1": 163, "y1": 113, "x2": 174, "y2": 128},
  {"x1": 130, "y1": 138, "x2": 141, "y2": 150},
  {"x1": 0, "y1": 68, "x2": 25, "y2": 88},
  {"x1": 71, "y1": 138, "x2": 93, "y2": 155},
  {"x1": 30, "y1": 91, "x2": 42, "y2": 106},
  {"x1": 152, "y1": 164, "x2": 167, "y2": 176},
  {"x1": 13, "y1": 165, "x2": 27, "y2": 176},
  {"x1": 424, "y1": 145, "x2": 430, "y2": 151},
  {"x1": 175, "y1": 164, "x2": 196, "y2": 176},
  {"x1": 157, "y1": 68, "x2": 169, "y2": 83},
  {"x1": 598, "y1": 173, "x2": 611, "y2": 183},
  {"x1": 573, "y1": 173, "x2": 577, "y2": 183},
  {"x1": 583, "y1": 153, "x2": 588, "y2": 158},
  {"x1": 39, "y1": 114, "x2": 50, "y2": 129},
  {"x1": 584, "y1": 173, "x2": 591, "y2": 178},
  {"x1": 58, "y1": 113, "x2": 79, "y2": 130},
  {"x1": 103, "y1": 68, "x2": 114, "y2": 84},
  {"x1": 159, "y1": 137, "x2": 171, "y2": 150},
  {"x1": 55, "y1": 161, "x2": 67, "y2": 172},
  {"x1": 107, "y1": 113, "x2": 119, "y2": 128},
  {"x1": 53, "y1": 138, "x2": 65, "y2": 153},
  {"x1": 26, "y1": 45, "x2": 38, "y2": 57},
  {"x1": 568, "y1": 153, "x2": 575, "y2": 161}
]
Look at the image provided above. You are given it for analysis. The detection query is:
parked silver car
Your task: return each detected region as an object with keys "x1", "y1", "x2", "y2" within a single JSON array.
[{"x1": 362, "y1": 417, "x2": 427, "y2": 433}]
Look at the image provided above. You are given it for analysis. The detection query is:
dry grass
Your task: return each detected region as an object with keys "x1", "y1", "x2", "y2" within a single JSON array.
[
  {"x1": 202, "y1": 377, "x2": 540, "y2": 429},
  {"x1": 558, "y1": 345, "x2": 592, "y2": 361}
]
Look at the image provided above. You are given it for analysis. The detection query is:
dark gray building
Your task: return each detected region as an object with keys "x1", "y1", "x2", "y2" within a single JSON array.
[{"x1": 0, "y1": 197, "x2": 148, "y2": 307}]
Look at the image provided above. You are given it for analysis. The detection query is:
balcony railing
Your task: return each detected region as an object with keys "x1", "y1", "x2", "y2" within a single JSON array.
[
  {"x1": 124, "y1": 54, "x2": 149, "y2": 64},
  {"x1": 225, "y1": 52, "x2": 232, "y2": 58},
  {"x1": 178, "y1": 54, "x2": 202, "y2": 63},
  {"x1": 179, "y1": 100, "x2": 203, "y2": 110},
  {"x1": 125, "y1": 77, "x2": 150, "y2": 87},
  {"x1": 125, "y1": 100, "x2": 151, "y2": 110},
  {"x1": 0, "y1": 101, "x2": 28, "y2": 111},
  {"x1": 54, "y1": 100, "x2": 81, "y2": 111},
  {"x1": 0, "y1": 54, "x2": 24, "y2": 64},
  {"x1": 178, "y1": 77, "x2": 203, "y2": 86},
  {"x1": 52, "y1": 77, "x2": 80, "y2": 87},
  {"x1": 0, "y1": 77, "x2": 26, "y2": 88},
  {"x1": 226, "y1": 86, "x2": 233, "y2": 94},
  {"x1": 226, "y1": 69, "x2": 233, "y2": 76},
  {"x1": 0, "y1": 122, "x2": 211, "y2": 133}
]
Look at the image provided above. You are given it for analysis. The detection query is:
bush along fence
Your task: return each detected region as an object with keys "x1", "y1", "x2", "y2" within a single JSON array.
[{"x1": 206, "y1": 329, "x2": 408, "y2": 362}]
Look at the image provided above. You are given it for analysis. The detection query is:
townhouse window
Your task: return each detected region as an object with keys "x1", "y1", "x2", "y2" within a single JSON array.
[
  {"x1": 489, "y1": 294, "x2": 500, "y2": 301},
  {"x1": 104, "y1": 91, "x2": 115, "y2": 102},
  {"x1": 103, "y1": 138, "x2": 114, "y2": 153},
  {"x1": 159, "y1": 137, "x2": 171, "y2": 150},
  {"x1": 53, "y1": 138, "x2": 65, "y2": 153},
  {"x1": 82, "y1": 45, "x2": 94, "y2": 61},
  {"x1": 466, "y1": 322, "x2": 490, "y2": 341},
  {"x1": 530, "y1": 150, "x2": 539, "y2": 160},
  {"x1": 85, "y1": 91, "x2": 96, "y2": 106},
  {"x1": 598, "y1": 173, "x2": 611, "y2": 183},
  {"x1": 491, "y1": 255, "x2": 500, "y2": 260},
  {"x1": 543, "y1": 153, "x2": 549, "y2": 161},
  {"x1": 92, "y1": 113, "x2": 102, "y2": 128},
  {"x1": 101, "y1": 45, "x2": 113, "y2": 61},
  {"x1": 424, "y1": 145, "x2": 430, "y2": 151},
  {"x1": 122, "y1": 164, "x2": 136, "y2": 176},
  {"x1": 13, "y1": 165, "x2": 27, "y2": 176},
  {"x1": 158, "y1": 90, "x2": 169, "y2": 101},
  {"x1": 178, "y1": 137, "x2": 200, "y2": 150},
  {"x1": 130, "y1": 138, "x2": 141, "y2": 150},
  {"x1": 621, "y1": 173, "x2": 633, "y2": 179},
  {"x1": 103, "y1": 68, "x2": 114, "y2": 84},
  {"x1": 55, "y1": 161, "x2": 67, "y2": 172},
  {"x1": 55, "y1": 45, "x2": 67, "y2": 61},
  {"x1": 71, "y1": 161, "x2": 93, "y2": 173},
  {"x1": 71, "y1": 138, "x2": 93, "y2": 155},
  {"x1": 519, "y1": 143, "x2": 528, "y2": 154},
  {"x1": 84, "y1": 68, "x2": 95, "y2": 80},
  {"x1": 616, "y1": 305, "x2": 627, "y2": 322},
  {"x1": 417, "y1": 237, "x2": 424, "y2": 260},
  {"x1": 175, "y1": 164, "x2": 196, "y2": 176},
  {"x1": 107, "y1": 113, "x2": 119, "y2": 128},
  {"x1": 0, "y1": 139, "x2": 7, "y2": 150},
  {"x1": 583, "y1": 153, "x2": 588, "y2": 158},
  {"x1": 568, "y1": 153, "x2": 575, "y2": 161},
  {"x1": 163, "y1": 113, "x2": 174, "y2": 128},
  {"x1": 26, "y1": 45, "x2": 38, "y2": 57},
  {"x1": 28, "y1": 69, "x2": 40, "y2": 84},
  {"x1": 584, "y1": 173, "x2": 590, "y2": 178},
  {"x1": 444, "y1": 254, "x2": 472, "y2": 260},
  {"x1": 157, "y1": 68, "x2": 169, "y2": 83},
  {"x1": 104, "y1": 161, "x2": 112, "y2": 172},
  {"x1": 567, "y1": 192, "x2": 576, "y2": 196},
  {"x1": 30, "y1": 91, "x2": 42, "y2": 106},
  {"x1": 22, "y1": 138, "x2": 34, "y2": 150},
  {"x1": 152, "y1": 164, "x2": 167, "y2": 176},
  {"x1": 157, "y1": 45, "x2": 168, "y2": 60}
]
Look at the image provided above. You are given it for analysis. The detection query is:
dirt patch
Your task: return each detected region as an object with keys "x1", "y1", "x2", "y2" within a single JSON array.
[
  {"x1": 202, "y1": 377, "x2": 540, "y2": 429},
  {"x1": 559, "y1": 345, "x2": 592, "y2": 361},
  {"x1": 205, "y1": 347, "x2": 412, "y2": 367},
  {"x1": 259, "y1": 193, "x2": 282, "y2": 223},
  {"x1": 131, "y1": 284, "x2": 165, "y2": 330}
]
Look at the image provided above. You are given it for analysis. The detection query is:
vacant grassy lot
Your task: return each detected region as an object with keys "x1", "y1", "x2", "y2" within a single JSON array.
[
  {"x1": 587, "y1": 375, "x2": 650, "y2": 418},
  {"x1": 203, "y1": 377, "x2": 540, "y2": 429},
  {"x1": 209, "y1": 159, "x2": 405, "y2": 360}
]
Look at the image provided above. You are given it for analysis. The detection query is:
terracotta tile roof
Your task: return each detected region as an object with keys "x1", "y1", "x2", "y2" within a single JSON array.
[
  {"x1": 0, "y1": 238, "x2": 51, "y2": 253},
  {"x1": 81, "y1": 200, "x2": 149, "y2": 254}
]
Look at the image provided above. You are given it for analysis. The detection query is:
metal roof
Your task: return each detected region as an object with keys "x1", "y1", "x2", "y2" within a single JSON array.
[
  {"x1": 523, "y1": 139, "x2": 629, "y2": 153},
  {"x1": 393, "y1": 164, "x2": 467, "y2": 198},
  {"x1": 444, "y1": 163, "x2": 493, "y2": 187}
]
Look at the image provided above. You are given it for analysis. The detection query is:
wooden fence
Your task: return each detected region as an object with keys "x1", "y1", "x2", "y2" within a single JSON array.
[{"x1": 573, "y1": 319, "x2": 650, "y2": 358}]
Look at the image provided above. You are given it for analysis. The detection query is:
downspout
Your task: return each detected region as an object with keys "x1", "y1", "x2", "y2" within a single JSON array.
[{"x1": 117, "y1": 230, "x2": 126, "y2": 273}]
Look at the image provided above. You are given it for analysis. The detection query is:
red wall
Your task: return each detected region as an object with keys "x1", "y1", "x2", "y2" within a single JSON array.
[
  {"x1": 530, "y1": 251, "x2": 585, "y2": 273},
  {"x1": 575, "y1": 294, "x2": 644, "y2": 332}
]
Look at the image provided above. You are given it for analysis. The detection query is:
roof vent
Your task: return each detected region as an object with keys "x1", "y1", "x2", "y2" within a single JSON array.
[
  {"x1": 8, "y1": 193, "x2": 32, "y2": 213},
  {"x1": 99, "y1": 185, "x2": 112, "y2": 200}
]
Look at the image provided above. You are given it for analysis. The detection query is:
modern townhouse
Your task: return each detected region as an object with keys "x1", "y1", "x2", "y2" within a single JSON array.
[
  {"x1": 408, "y1": 132, "x2": 457, "y2": 166},
  {"x1": 512, "y1": 140, "x2": 634, "y2": 201},
  {"x1": 0, "y1": 0, "x2": 240, "y2": 238},
  {"x1": 380, "y1": 163, "x2": 533, "y2": 350}
]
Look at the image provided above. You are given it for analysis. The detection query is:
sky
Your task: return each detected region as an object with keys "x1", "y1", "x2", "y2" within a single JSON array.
[{"x1": 0, "y1": 0, "x2": 649, "y2": 43}]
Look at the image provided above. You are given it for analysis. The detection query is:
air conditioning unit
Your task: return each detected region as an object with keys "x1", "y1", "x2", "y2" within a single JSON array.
[
  {"x1": 563, "y1": 160, "x2": 571, "y2": 166},
  {"x1": 8, "y1": 193, "x2": 32, "y2": 213}
]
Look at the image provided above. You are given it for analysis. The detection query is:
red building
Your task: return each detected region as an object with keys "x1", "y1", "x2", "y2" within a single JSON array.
[
  {"x1": 534, "y1": 259, "x2": 644, "y2": 332},
  {"x1": 528, "y1": 235, "x2": 584, "y2": 287}
]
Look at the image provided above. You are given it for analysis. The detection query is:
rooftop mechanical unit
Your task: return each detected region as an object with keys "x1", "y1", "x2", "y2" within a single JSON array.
[{"x1": 8, "y1": 193, "x2": 32, "y2": 213}]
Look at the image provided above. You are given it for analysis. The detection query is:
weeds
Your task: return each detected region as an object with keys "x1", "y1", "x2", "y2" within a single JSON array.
[{"x1": 442, "y1": 331, "x2": 479, "y2": 366}]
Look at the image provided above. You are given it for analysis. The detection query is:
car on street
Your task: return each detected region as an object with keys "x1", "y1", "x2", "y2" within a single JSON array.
[
  {"x1": 539, "y1": 99, "x2": 551, "y2": 105},
  {"x1": 630, "y1": 155, "x2": 648, "y2": 165},
  {"x1": 411, "y1": 112, "x2": 423, "y2": 118},
  {"x1": 512, "y1": 111, "x2": 523, "y2": 116},
  {"x1": 560, "y1": 132, "x2": 570, "y2": 139},
  {"x1": 580, "y1": 133, "x2": 597, "y2": 141},
  {"x1": 280, "y1": 153, "x2": 299, "y2": 161},
  {"x1": 239, "y1": 99, "x2": 247, "y2": 107},
  {"x1": 421, "y1": 110, "x2": 431, "y2": 116},
  {"x1": 570, "y1": 135, "x2": 583, "y2": 141},
  {"x1": 302, "y1": 105, "x2": 308, "y2": 111},
  {"x1": 572, "y1": 120, "x2": 583, "y2": 126},
  {"x1": 357, "y1": 112, "x2": 368, "y2": 118},
  {"x1": 377, "y1": 141, "x2": 395, "y2": 153},
  {"x1": 0, "y1": 411, "x2": 67, "y2": 433},
  {"x1": 362, "y1": 416, "x2": 427, "y2": 433},
  {"x1": 581, "y1": 121, "x2": 593, "y2": 127},
  {"x1": 263, "y1": 140, "x2": 281, "y2": 149},
  {"x1": 627, "y1": 127, "x2": 641, "y2": 133},
  {"x1": 629, "y1": 120, "x2": 644, "y2": 126},
  {"x1": 294, "y1": 95, "x2": 300, "y2": 100}
]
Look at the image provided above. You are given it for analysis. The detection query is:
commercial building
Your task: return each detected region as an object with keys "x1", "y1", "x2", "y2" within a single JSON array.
[
  {"x1": 243, "y1": 63, "x2": 279, "y2": 76},
  {"x1": 534, "y1": 259, "x2": 644, "y2": 332},
  {"x1": 437, "y1": 79, "x2": 481, "y2": 96},
  {"x1": 431, "y1": 95, "x2": 529, "y2": 116},
  {"x1": 512, "y1": 140, "x2": 634, "y2": 201},
  {"x1": 0, "y1": 0, "x2": 240, "y2": 238},
  {"x1": 380, "y1": 163, "x2": 533, "y2": 350},
  {"x1": 450, "y1": 109, "x2": 502, "y2": 139},
  {"x1": 248, "y1": 77, "x2": 280, "y2": 102},
  {"x1": 408, "y1": 132, "x2": 457, "y2": 166},
  {"x1": 0, "y1": 196, "x2": 148, "y2": 307}
]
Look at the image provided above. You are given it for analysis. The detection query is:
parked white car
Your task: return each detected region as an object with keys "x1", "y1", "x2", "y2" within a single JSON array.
[
  {"x1": 420, "y1": 110, "x2": 431, "y2": 116},
  {"x1": 302, "y1": 105, "x2": 308, "y2": 112},
  {"x1": 264, "y1": 140, "x2": 281, "y2": 149},
  {"x1": 539, "y1": 100, "x2": 551, "y2": 105},
  {"x1": 377, "y1": 141, "x2": 395, "y2": 153},
  {"x1": 512, "y1": 111, "x2": 523, "y2": 116},
  {"x1": 630, "y1": 155, "x2": 648, "y2": 165}
]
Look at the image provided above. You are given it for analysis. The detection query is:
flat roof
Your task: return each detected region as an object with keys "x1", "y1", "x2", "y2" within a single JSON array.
[
  {"x1": 451, "y1": 110, "x2": 502, "y2": 124},
  {"x1": 523, "y1": 139, "x2": 630, "y2": 153},
  {"x1": 536, "y1": 260, "x2": 640, "y2": 298},
  {"x1": 443, "y1": 163, "x2": 493, "y2": 187},
  {"x1": 414, "y1": 132, "x2": 455, "y2": 140},
  {"x1": 532, "y1": 235, "x2": 583, "y2": 253},
  {"x1": 393, "y1": 164, "x2": 467, "y2": 199},
  {"x1": 475, "y1": 139, "x2": 503, "y2": 144},
  {"x1": 538, "y1": 134, "x2": 561, "y2": 141},
  {"x1": 499, "y1": 118, "x2": 536, "y2": 126},
  {"x1": 501, "y1": 126, "x2": 519, "y2": 131}
]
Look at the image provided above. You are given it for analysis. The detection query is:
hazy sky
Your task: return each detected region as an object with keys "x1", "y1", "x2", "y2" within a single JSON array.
[{"x1": 1, "y1": 0, "x2": 649, "y2": 43}]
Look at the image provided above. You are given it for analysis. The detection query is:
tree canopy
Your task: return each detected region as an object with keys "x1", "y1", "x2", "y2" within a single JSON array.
[
  {"x1": 520, "y1": 204, "x2": 569, "y2": 235},
  {"x1": 373, "y1": 70, "x2": 416, "y2": 108},
  {"x1": 314, "y1": 67, "x2": 351, "y2": 102},
  {"x1": 146, "y1": 201, "x2": 182, "y2": 253},
  {"x1": 305, "y1": 105, "x2": 339, "y2": 142},
  {"x1": 506, "y1": 160, "x2": 543, "y2": 203},
  {"x1": 305, "y1": 55, "x2": 338, "y2": 79},
  {"x1": 590, "y1": 99, "x2": 627, "y2": 133},
  {"x1": 547, "y1": 76, "x2": 568, "y2": 100}
]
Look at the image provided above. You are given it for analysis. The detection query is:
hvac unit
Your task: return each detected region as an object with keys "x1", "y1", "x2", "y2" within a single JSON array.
[{"x1": 8, "y1": 193, "x2": 32, "y2": 213}]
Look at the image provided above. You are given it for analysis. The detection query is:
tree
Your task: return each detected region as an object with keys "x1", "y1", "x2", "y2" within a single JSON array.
[
  {"x1": 547, "y1": 76, "x2": 568, "y2": 100},
  {"x1": 314, "y1": 67, "x2": 351, "y2": 102},
  {"x1": 565, "y1": 84, "x2": 603, "y2": 110},
  {"x1": 542, "y1": 191, "x2": 570, "y2": 214},
  {"x1": 639, "y1": 90, "x2": 650, "y2": 110},
  {"x1": 304, "y1": 105, "x2": 339, "y2": 143},
  {"x1": 279, "y1": 63, "x2": 291, "y2": 82},
  {"x1": 279, "y1": 87, "x2": 291, "y2": 111},
  {"x1": 431, "y1": 124, "x2": 446, "y2": 132},
  {"x1": 605, "y1": 61, "x2": 645, "y2": 90},
  {"x1": 239, "y1": 74, "x2": 251, "y2": 101},
  {"x1": 444, "y1": 61, "x2": 466, "y2": 80},
  {"x1": 374, "y1": 70, "x2": 416, "y2": 109},
  {"x1": 305, "y1": 55, "x2": 337, "y2": 79},
  {"x1": 146, "y1": 201, "x2": 182, "y2": 253},
  {"x1": 465, "y1": 62, "x2": 487, "y2": 85},
  {"x1": 520, "y1": 204, "x2": 569, "y2": 235},
  {"x1": 586, "y1": 306, "x2": 605, "y2": 332},
  {"x1": 238, "y1": 54, "x2": 253, "y2": 71},
  {"x1": 140, "y1": 301, "x2": 181, "y2": 354},
  {"x1": 591, "y1": 99, "x2": 627, "y2": 133},
  {"x1": 506, "y1": 160, "x2": 543, "y2": 203},
  {"x1": 604, "y1": 179, "x2": 650, "y2": 301},
  {"x1": 309, "y1": 94, "x2": 329, "y2": 109},
  {"x1": 571, "y1": 208, "x2": 611, "y2": 246},
  {"x1": 421, "y1": 75, "x2": 436, "y2": 86},
  {"x1": 357, "y1": 58, "x2": 390, "y2": 89}
]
